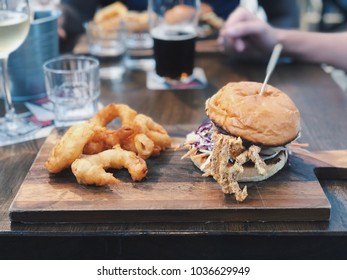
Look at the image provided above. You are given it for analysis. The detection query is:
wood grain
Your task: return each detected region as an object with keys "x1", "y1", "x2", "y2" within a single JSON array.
[{"x1": 9, "y1": 128, "x2": 331, "y2": 223}]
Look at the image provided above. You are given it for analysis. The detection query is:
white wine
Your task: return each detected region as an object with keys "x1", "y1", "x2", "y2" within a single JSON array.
[
  {"x1": 0, "y1": 10, "x2": 30, "y2": 57},
  {"x1": 0, "y1": 1, "x2": 39, "y2": 139}
]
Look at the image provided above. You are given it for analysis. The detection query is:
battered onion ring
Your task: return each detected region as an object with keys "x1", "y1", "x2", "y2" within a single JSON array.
[
  {"x1": 83, "y1": 126, "x2": 136, "y2": 155},
  {"x1": 133, "y1": 133, "x2": 155, "y2": 159},
  {"x1": 86, "y1": 104, "x2": 172, "y2": 158},
  {"x1": 133, "y1": 114, "x2": 172, "y2": 150},
  {"x1": 71, "y1": 145, "x2": 148, "y2": 186},
  {"x1": 46, "y1": 103, "x2": 172, "y2": 175},
  {"x1": 89, "y1": 103, "x2": 137, "y2": 127},
  {"x1": 45, "y1": 122, "x2": 102, "y2": 173}
]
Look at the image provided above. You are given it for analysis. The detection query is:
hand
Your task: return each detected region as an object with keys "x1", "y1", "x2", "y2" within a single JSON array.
[
  {"x1": 58, "y1": 14, "x2": 67, "y2": 39},
  {"x1": 218, "y1": 7, "x2": 279, "y2": 59},
  {"x1": 57, "y1": 4, "x2": 85, "y2": 52}
]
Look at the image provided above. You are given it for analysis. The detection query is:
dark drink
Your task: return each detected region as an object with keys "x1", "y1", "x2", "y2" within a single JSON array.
[{"x1": 151, "y1": 27, "x2": 196, "y2": 80}]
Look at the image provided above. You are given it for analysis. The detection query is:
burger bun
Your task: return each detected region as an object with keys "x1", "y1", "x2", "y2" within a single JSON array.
[
  {"x1": 164, "y1": 5, "x2": 195, "y2": 24},
  {"x1": 190, "y1": 150, "x2": 288, "y2": 182},
  {"x1": 205, "y1": 82, "x2": 300, "y2": 146}
]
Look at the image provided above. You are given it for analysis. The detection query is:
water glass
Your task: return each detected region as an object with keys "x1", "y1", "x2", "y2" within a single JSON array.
[
  {"x1": 43, "y1": 55, "x2": 100, "y2": 127},
  {"x1": 148, "y1": 0, "x2": 200, "y2": 83},
  {"x1": 124, "y1": 11, "x2": 155, "y2": 71}
]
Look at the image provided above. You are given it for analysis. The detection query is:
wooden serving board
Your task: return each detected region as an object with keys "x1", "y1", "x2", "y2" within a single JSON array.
[{"x1": 9, "y1": 127, "x2": 340, "y2": 223}]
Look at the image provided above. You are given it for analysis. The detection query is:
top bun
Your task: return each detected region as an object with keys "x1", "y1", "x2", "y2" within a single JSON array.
[
  {"x1": 164, "y1": 5, "x2": 195, "y2": 24},
  {"x1": 205, "y1": 81, "x2": 300, "y2": 146}
]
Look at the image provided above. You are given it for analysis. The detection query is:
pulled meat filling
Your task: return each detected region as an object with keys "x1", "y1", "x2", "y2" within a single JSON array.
[
  {"x1": 181, "y1": 121, "x2": 273, "y2": 202},
  {"x1": 209, "y1": 132, "x2": 267, "y2": 202},
  {"x1": 180, "y1": 120, "x2": 307, "y2": 202}
]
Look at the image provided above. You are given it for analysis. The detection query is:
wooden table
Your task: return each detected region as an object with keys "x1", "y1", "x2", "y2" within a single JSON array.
[{"x1": 1, "y1": 50, "x2": 347, "y2": 259}]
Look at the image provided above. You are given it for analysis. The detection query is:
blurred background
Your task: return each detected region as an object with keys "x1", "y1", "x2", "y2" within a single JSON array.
[
  {"x1": 27, "y1": 0, "x2": 347, "y2": 91},
  {"x1": 298, "y1": 0, "x2": 347, "y2": 91},
  {"x1": 29, "y1": 0, "x2": 347, "y2": 32},
  {"x1": 299, "y1": 0, "x2": 347, "y2": 32}
]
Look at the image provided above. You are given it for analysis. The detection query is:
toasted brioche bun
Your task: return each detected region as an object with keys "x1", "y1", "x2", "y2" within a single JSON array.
[
  {"x1": 191, "y1": 150, "x2": 288, "y2": 182},
  {"x1": 205, "y1": 82, "x2": 300, "y2": 146},
  {"x1": 164, "y1": 4, "x2": 195, "y2": 24}
]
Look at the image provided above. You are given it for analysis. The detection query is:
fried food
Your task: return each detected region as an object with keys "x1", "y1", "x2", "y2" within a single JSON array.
[
  {"x1": 83, "y1": 126, "x2": 136, "y2": 155},
  {"x1": 92, "y1": 2, "x2": 149, "y2": 33},
  {"x1": 84, "y1": 103, "x2": 138, "y2": 155},
  {"x1": 71, "y1": 145, "x2": 148, "y2": 185},
  {"x1": 133, "y1": 114, "x2": 172, "y2": 149},
  {"x1": 85, "y1": 103, "x2": 172, "y2": 158},
  {"x1": 93, "y1": 2, "x2": 128, "y2": 24},
  {"x1": 133, "y1": 133, "x2": 155, "y2": 159},
  {"x1": 45, "y1": 103, "x2": 171, "y2": 187},
  {"x1": 45, "y1": 122, "x2": 102, "y2": 173},
  {"x1": 84, "y1": 103, "x2": 139, "y2": 154},
  {"x1": 89, "y1": 103, "x2": 137, "y2": 127}
]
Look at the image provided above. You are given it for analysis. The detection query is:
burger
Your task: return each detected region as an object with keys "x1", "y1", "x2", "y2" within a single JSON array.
[
  {"x1": 164, "y1": 5, "x2": 196, "y2": 25},
  {"x1": 182, "y1": 81, "x2": 301, "y2": 202}
]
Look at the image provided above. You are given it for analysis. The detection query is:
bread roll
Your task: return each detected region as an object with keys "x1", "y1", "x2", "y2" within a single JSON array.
[
  {"x1": 164, "y1": 5, "x2": 195, "y2": 24},
  {"x1": 191, "y1": 150, "x2": 288, "y2": 182},
  {"x1": 205, "y1": 81, "x2": 300, "y2": 146}
]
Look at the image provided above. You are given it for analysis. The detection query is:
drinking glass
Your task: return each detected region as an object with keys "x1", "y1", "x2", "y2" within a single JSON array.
[
  {"x1": 124, "y1": 12, "x2": 155, "y2": 71},
  {"x1": 43, "y1": 55, "x2": 100, "y2": 128},
  {"x1": 29, "y1": 0, "x2": 57, "y2": 10},
  {"x1": 148, "y1": 0, "x2": 200, "y2": 83},
  {"x1": 0, "y1": 0, "x2": 37, "y2": 137},
  {"x1": 85, "y1": 21, "x2": 126, "y2": 81}
]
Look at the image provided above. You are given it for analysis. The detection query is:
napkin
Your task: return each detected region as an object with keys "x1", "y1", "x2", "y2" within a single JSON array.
[
  {"x1": 0, "y1": 97, "x2": 103, "y2": 147},
  {"x1": 146, "y1": 67, "x2": 207, "y2": 90}
]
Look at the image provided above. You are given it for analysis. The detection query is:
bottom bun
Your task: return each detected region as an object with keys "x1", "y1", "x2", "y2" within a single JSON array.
[{"x1": 191, "y1": 150, "x2": 288, "y2": 182}]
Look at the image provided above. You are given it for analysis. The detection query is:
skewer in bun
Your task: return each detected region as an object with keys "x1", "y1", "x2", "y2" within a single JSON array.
[{"x1": 206, "y1": 81, "x2": 300, "y2": 146}]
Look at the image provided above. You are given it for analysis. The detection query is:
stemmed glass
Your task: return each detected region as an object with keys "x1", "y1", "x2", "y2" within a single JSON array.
[{"x1": 0, "y1": 0, "x2": 37, "y2": 138}]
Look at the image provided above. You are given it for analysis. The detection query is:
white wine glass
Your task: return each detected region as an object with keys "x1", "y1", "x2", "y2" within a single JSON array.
[{"x1": 0, "y1": 0, "x2": 38, "y2": 138}]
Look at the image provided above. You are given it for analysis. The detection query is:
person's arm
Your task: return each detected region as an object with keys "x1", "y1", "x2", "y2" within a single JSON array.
[
  {"x1": 276, "y1": 29, "x2": 347, "y2": 70},
  {"x1": 58, "y1": 0, "x2": 100, "y2": 52},
  {"x1": 219, "y1": 7, "x2": 347, "y2": 70}
]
